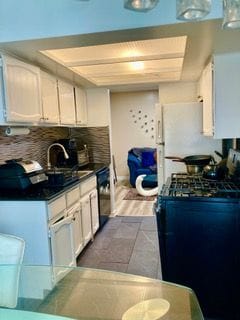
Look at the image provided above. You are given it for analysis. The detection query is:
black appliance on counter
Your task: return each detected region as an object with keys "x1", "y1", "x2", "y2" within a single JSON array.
[
  {"x1": 55, "y1": 138, "x2": 78, "y2": 168},
  {"x1": 155, "y1": 150, "x2": 240, "y2": 320},
  {"x1": 0, "y1": 159, "x2": 46, "y2": 190},
  {"x1": 96, "y1": 166, "x2": 111, "y2": 228}
]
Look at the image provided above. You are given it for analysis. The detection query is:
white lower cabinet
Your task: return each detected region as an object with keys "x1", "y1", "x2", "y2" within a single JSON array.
[
  {"x1": 90, "y1": 189, "x2": 100, "y2": 235},
  {"x1": 80, "y1": 176, "x2": 99, "y2": 242},
  {"x1": 70, "y1": 202, "x2": 84, "y2": 257},
  {"x1": 0, "y1": 175, "x2": 99, "y2": 297},
  {"x1": 49, "y1": 214, "x2": 76, "y2": 283},
  {"x1": 80, "y1": 193, "x2": 92, "y2": 245}
]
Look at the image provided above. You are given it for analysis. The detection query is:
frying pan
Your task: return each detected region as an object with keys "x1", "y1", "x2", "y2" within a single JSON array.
[{"x1": 165, "y1": 155, "x2": 212, "y2": 166}]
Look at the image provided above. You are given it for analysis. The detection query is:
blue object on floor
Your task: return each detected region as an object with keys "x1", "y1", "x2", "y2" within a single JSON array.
[
  {"x1": 127, "y1": 148, "x2": 157, "y2": 188},
  {"x1": 143, "y1": 174, "x2": 157, "y2": 185}
]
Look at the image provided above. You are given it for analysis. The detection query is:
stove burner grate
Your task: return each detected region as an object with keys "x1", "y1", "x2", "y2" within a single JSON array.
[{"x1": 167, "y1": 173, "x2": 240, "y2": 198}]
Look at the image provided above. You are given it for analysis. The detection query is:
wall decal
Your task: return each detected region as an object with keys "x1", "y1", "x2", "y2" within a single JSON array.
[{"x1": 129, "y1": 105, "x2": 155, "y2": 140}]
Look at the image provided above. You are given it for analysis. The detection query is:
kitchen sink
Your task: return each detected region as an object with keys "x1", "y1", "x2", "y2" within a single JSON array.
[
  {"x1": 45, "y1": 168, "x2": 93, "y2": 187},
  {"x1": 77, "y1": 170, "x2": 93, "y2": 178},
  {"x1": 45, "y1": 168, "x2": 78, "y2": 187}
]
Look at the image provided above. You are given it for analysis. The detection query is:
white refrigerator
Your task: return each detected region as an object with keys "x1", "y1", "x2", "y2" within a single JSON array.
[{"x1": 156, "y1": 102, "x2": 222, "y2": 189}]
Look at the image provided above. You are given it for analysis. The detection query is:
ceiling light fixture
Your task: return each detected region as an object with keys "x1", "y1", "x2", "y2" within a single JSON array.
[
  {"x1": 176, "y1": 0, "x2": 211, "y2": 21},
  {"x1": 124, "y1": 0, "x2": 159, "y2": 12},
  {"x1": 131, "y1": 61, "x2": 145, "y2": 70},
  {"x1": 176, "y1": 0, "x2": 240, "y2": 29},
  {"x1": 222, "y1": 0, "x2": 240, "y2": 29}
]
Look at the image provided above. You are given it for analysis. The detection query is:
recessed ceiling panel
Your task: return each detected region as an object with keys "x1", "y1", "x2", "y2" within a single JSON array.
[
  {"x1": 88, "y1": 72, "x2": 182, "y2": 86},
  {"x1": 71, "y1": 58, "x2": 184, "y2": 85},
  {"x1": 40, "y1": 36, "x2": 187, "y2": 87}
]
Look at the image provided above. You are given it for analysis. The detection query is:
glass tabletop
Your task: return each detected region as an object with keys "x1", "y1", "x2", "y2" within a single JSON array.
[{"x1": 0, "y1": 265, "x2": 204, "y2": 320}]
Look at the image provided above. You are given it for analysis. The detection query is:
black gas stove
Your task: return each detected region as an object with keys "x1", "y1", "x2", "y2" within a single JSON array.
[
  {"x1": 162, "y1": 173, "x2": 240, "y2": 199},
  {"x1": 156, "y1": 170, "x2": 240, "y2": 319}
]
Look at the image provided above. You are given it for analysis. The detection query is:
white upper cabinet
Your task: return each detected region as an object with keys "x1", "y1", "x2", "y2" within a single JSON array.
[
  {"x1": 200, "y1": 53, "x2": 240, "y2": 139},
  {"x1": 213, "y1": 53, "x2": 240, "y2": 139},
  {"x1": 57, "y1": 79, "x2": 76, "y2": 125},
  {"x1": 40, "y1": 71, "x2": 59, "y2": 124},
  {"x1": 86, "y1": 88, "x2": 110, "y2": 127},
  {"x1": 75, "y1": 86, "x2": 88, "y2": 126},
  {"x1": 0, "y1": 54, "x2": 42, "y2": 124}
]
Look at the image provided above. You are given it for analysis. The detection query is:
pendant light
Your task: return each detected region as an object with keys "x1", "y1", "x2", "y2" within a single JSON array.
[
  {"x1": 176, "y1": 0, "x2": 211, "y2": 20},
  {"x1": 222, "y1": 0, "x2": 240, "y2": 29},
  {"x1": 124, "y1": 0, "x2": 159, "y2": 12}
]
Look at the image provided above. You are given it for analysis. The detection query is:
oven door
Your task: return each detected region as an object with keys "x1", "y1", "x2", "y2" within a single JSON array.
[{"x1": 49, "y1": 215, "x2": 76, "y2": 283}]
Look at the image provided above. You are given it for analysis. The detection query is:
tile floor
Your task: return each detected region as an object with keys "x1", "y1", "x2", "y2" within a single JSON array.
[{"x1": 77, "y1": 216, "x2": 162, "y2": 280}]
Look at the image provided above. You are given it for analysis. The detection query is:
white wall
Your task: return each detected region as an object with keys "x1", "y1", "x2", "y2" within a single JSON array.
[
  {"x1": 159, "y1": 81, "x2": 198, "y2": 104},
  {"x1": 111, "y1": 91, "x2": 158, "y2": 178}
]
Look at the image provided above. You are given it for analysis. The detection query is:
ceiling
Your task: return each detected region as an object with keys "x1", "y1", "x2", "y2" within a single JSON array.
[{"x1": 1, "y1": 18, "x2": 240, "y2": 92}]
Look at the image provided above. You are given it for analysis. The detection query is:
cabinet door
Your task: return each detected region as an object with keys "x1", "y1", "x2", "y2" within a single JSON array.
[
  {"x1": 58, "y1": 80, "x2": 76, "y2": 125},
  {"x1": 2, "y1": 55, "x2": 42, "y2": 123},
  {"x1": 75, "y1": 86, "x2": 88, "y2": 125},
  {"x1": 71, "y1": 203, "x2": 84, "y2": 257},
  {"x1": 86, "y1": 88, "x2": 110, "y2": 127},
  {"x1": 49, "y1": 215, "x2": 76, "y2": 283},
  {"x1": 80, "y1": 194, "x2": 92, "y2": 244},
  {"x1": 40, "y1": 71, "x2": 59, "y2": 124},
  {"x1": 90, "y1": 189, "x2": 99, "y2": 235},
  {"x1": 214, "y1": 53, "x2": 240, "y2": 139},
  {"x1": 201, "y1": 61, "x2": 214, "y2": 136}
]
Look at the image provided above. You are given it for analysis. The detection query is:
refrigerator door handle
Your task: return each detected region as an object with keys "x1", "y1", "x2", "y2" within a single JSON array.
[
  {"x1": 155, "y1": 102, "x2": 163, "y2": 145},
  {"x1": 157, "y1": 120, "x2": 161, "y2": 139}
]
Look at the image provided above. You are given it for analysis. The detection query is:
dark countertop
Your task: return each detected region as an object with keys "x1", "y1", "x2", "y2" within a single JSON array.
[
  {"x1": 0, "y1": 163, "x2": 108, "y2": 202},
  {"x1": 80, "y1": 162, "x2": 109, "y2": 173}
]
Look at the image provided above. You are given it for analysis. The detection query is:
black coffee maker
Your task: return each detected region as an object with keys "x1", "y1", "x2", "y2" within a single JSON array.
[{"x1": 55, "y1": 138, "x2": 78, "y2": 168}]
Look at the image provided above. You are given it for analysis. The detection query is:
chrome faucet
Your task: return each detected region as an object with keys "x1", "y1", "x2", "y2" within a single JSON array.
[{"x1": 47, "y1": 143, "x2": 69, "y2": 169}]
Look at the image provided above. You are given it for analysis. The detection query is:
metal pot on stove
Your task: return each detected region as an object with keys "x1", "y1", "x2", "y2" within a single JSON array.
[{"x1": 202, "y1": 151, "x2": 228, "y2": 180}]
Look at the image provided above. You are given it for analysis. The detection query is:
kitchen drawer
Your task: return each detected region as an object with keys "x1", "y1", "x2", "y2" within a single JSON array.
[
  {"x1": 48, "y1": 195, "x2": 66, "y2": 220},
  {"x1": 79, "y1": 176, "x2": 97, "y2": 197},
  {"x1": 66, "y1": 185, "x2": 80, "y2": 207}
]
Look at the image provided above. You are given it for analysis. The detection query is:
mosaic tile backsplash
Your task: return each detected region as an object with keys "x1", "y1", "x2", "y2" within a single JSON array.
[
  {"x1": 0, "y1": 127, "x2": 70, "y2": 168},
  {"x1": 71, "y1": 126, "x2": 110, "y2": 165},
  {"x1": 0, "y1": 126, "x2": 110, "y2": 168}
]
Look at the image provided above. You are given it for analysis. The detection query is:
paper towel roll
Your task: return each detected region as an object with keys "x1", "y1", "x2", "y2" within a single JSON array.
[{"x1": 5, "y1": 127, "x2": 30, "y2": 136}]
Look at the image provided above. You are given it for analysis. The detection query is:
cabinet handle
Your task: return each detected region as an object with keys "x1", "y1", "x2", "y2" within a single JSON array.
[{"x1": 157, "y1": 120, "x2": 161, "y2": 139}]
